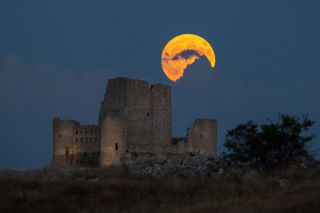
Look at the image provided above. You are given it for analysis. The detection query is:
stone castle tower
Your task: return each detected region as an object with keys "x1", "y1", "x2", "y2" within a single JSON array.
[{"x1": 52, "y1": 77, "x2": 217, "y2": 167}]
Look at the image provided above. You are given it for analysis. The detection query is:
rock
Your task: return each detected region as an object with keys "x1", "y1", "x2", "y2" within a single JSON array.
[
  {"x1": 278, "y1": 179, "x2": 291, "y2": 187},
  {"x1": 217, "y1": 168, "x2": 224, "y2": 175},
  {"x1": 88, "y1": 178, "x2": 99, "y2": 183},
  {"x1": 125, "y1": 153, "x2": 320, "y2": 180}
]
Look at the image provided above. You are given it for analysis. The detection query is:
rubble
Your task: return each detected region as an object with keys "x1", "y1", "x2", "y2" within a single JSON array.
[
  {"x1": 128, "y1": 154, "x2": 320, "y2": 179},
  {"x1": 128, "y1": 154, "x2": 253, "y2": 179}
]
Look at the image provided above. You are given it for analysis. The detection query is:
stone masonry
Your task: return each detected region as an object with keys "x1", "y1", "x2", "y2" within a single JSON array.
[{"x1": 52, "y1": 77, "x2": 217, "y2": 167}]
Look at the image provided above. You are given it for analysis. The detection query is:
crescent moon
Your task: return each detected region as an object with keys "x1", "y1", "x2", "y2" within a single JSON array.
[{"x1": 161, "y1": 34, "x2": 216, "y2": 82}]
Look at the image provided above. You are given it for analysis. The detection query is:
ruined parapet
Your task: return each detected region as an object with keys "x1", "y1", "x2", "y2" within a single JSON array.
[{"x1": 187, "y1": 119, "x2": 217, "y2": 157}]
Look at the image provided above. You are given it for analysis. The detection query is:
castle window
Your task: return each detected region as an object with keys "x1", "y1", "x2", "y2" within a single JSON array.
[
  {"x1": 76, "y1": 138, "x2": 78, "y2": 142},
  {"x1": 147, "y1": 112, "x2": 150, "y2": 116},
  {"x1": 58, "y1": 134, "x2": 61, "y2": 138},
  {"x1": 115, "y1": 143, "x2": 118, "y2": 150},
  {"x1": 80, "y1": 138, "x2": 83, "y2": 142},
  {"x1": 65, "y1": 146, "x2": 69, "y2": 157},
  {"x1": 75, "y1": 131, "x2": 78, "y2": 134},
  {"x1": 200, "y1": 134, "x2": 203, "y2": 140}
]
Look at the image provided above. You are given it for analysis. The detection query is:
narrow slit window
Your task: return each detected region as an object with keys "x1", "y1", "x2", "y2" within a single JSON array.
[{"x1": 115, "y1": 143, "x2": 118, "y2": 150}]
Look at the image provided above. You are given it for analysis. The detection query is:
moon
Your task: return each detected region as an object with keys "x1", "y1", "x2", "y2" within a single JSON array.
[{"x1": 161, "y1": 34, "x2": 216, "y2": 82}]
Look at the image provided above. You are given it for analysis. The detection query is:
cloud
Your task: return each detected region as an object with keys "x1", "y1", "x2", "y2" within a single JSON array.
[
  {"x1": 0, "y1": 54, "x2": 116, "y2": 116},
  {"x1": 172, "y1": 50, "x2": 201, "y2": 61},
  {"x1": 0, "y1": 54, "x2": 116, "y2": 169}
]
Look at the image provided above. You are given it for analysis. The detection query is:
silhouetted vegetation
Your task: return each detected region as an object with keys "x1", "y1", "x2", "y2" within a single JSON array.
[
  {"x1": 0, "y1": 167, "x2": 320, "y2": 213},
  {"x1": 223, "y1": 114, "x2": 315, "y2": 169}
]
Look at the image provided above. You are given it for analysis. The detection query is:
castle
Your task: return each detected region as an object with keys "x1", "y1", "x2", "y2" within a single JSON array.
[{"x1": 52, "y1": 77, "x2": 217, "y2": 167}]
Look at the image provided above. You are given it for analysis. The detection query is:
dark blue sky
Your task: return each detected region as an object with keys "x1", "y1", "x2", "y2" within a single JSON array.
[{"x1": 1, "y1": 0, "x2": 319, "y2": 169}]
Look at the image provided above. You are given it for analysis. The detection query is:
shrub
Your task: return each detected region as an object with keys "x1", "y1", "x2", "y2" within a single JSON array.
[{"x1": 223, "y1": 114, "x2": 315, "y2": 169}]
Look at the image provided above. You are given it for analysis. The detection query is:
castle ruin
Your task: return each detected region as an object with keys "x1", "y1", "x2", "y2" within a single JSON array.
[{"x1": 52, "y1": 77, "x2": 217, "y2": 167}]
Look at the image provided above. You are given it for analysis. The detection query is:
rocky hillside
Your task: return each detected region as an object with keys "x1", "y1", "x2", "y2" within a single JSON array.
[{"x1": 128, "y1": 154, "x2": 319, "y2": 179}]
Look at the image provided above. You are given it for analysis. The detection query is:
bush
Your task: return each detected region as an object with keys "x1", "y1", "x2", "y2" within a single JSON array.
[{"x1": 223, "y1": 114, "x2": 315, "y2": 169}]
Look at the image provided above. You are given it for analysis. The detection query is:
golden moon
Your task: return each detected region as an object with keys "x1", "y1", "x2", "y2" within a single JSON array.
[{"x1": 161, "y1": 34, "x2": 216, "y2": 82}]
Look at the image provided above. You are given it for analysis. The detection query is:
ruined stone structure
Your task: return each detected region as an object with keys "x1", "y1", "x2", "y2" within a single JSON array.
[
  {"x1": 52, "y1": 77, "x2": 217, "y2": 167},
  {"x1": 52, "y1": 119, "x2": 100, "y2": 167}
]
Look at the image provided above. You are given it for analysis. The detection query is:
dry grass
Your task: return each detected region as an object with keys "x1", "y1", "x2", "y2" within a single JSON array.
[{"x1": 0, "y1": 167, "x2": 319, "y2": 213}]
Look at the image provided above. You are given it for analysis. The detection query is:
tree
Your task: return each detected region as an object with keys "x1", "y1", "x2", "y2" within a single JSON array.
[{"x1": 223, "y1": 114, "x2": 315, "y2": 169}]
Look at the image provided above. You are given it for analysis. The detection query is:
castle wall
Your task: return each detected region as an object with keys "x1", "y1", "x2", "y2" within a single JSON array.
[
  {"x1": 187, "y1": 119, "x2": 217, "y2": 157},
  {"x1": 151, "y1": 84, "x2": 171, "y2": 149},
  {"x1": 172, "y1": 137, "x2": 188, "y2": 154},
  {"x1": 125, "y1": 78, "x2": 153, "y2": 148},
  {"x1": 74, "y1": 125, "x2": 100, "y2": 154},
  {"x1": 53, "y1": 77, "x2": 218, "y2": 168},
  {"x1": 52, "y1": 118, "x2": 99, "y2": 167},
  {"x1": 100, "y1": 113, "x2": 125, "y2": 167},
  {"x1": 99, "y1": 78, "x2": 172, "y2": 156},
  {"x1": 52, "y1": 118, "x2": 79, "y2": 167},
  {"x1": 99, "y1": 78, "x2": 128, "y2": 124}
]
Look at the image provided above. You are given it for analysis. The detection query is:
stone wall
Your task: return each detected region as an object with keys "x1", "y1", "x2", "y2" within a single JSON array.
[
  {"x1": 52, "y1": 118, "x2": 78, "y2": 167},
  {"x1": 74, "y1": 125, "x2": 100, "y2": 154},
  {"x1": 99, "y1": 78, "x2": 171, "y2": 165},
  {"x1": 170, "y1": 119, "x2": 217, "y2": 157},
  {"x1": 171, "y1": 137, "x2": 188, "y2": 154},
  {"x1": 150, "y1": 84, "x2": 171, "y2": 149},
  {"x1": 100, "y1": 112, "x2": 125, "y2": 167},
  {"x1": 98, "y1": 78, "x2": 128, "y2": 124},
  {"x1": 52, "y1": 118, "x2": 99, "y2": 167},
  {"x1": 187, "y1": 119, "x2": 217, "y2": 157}
]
